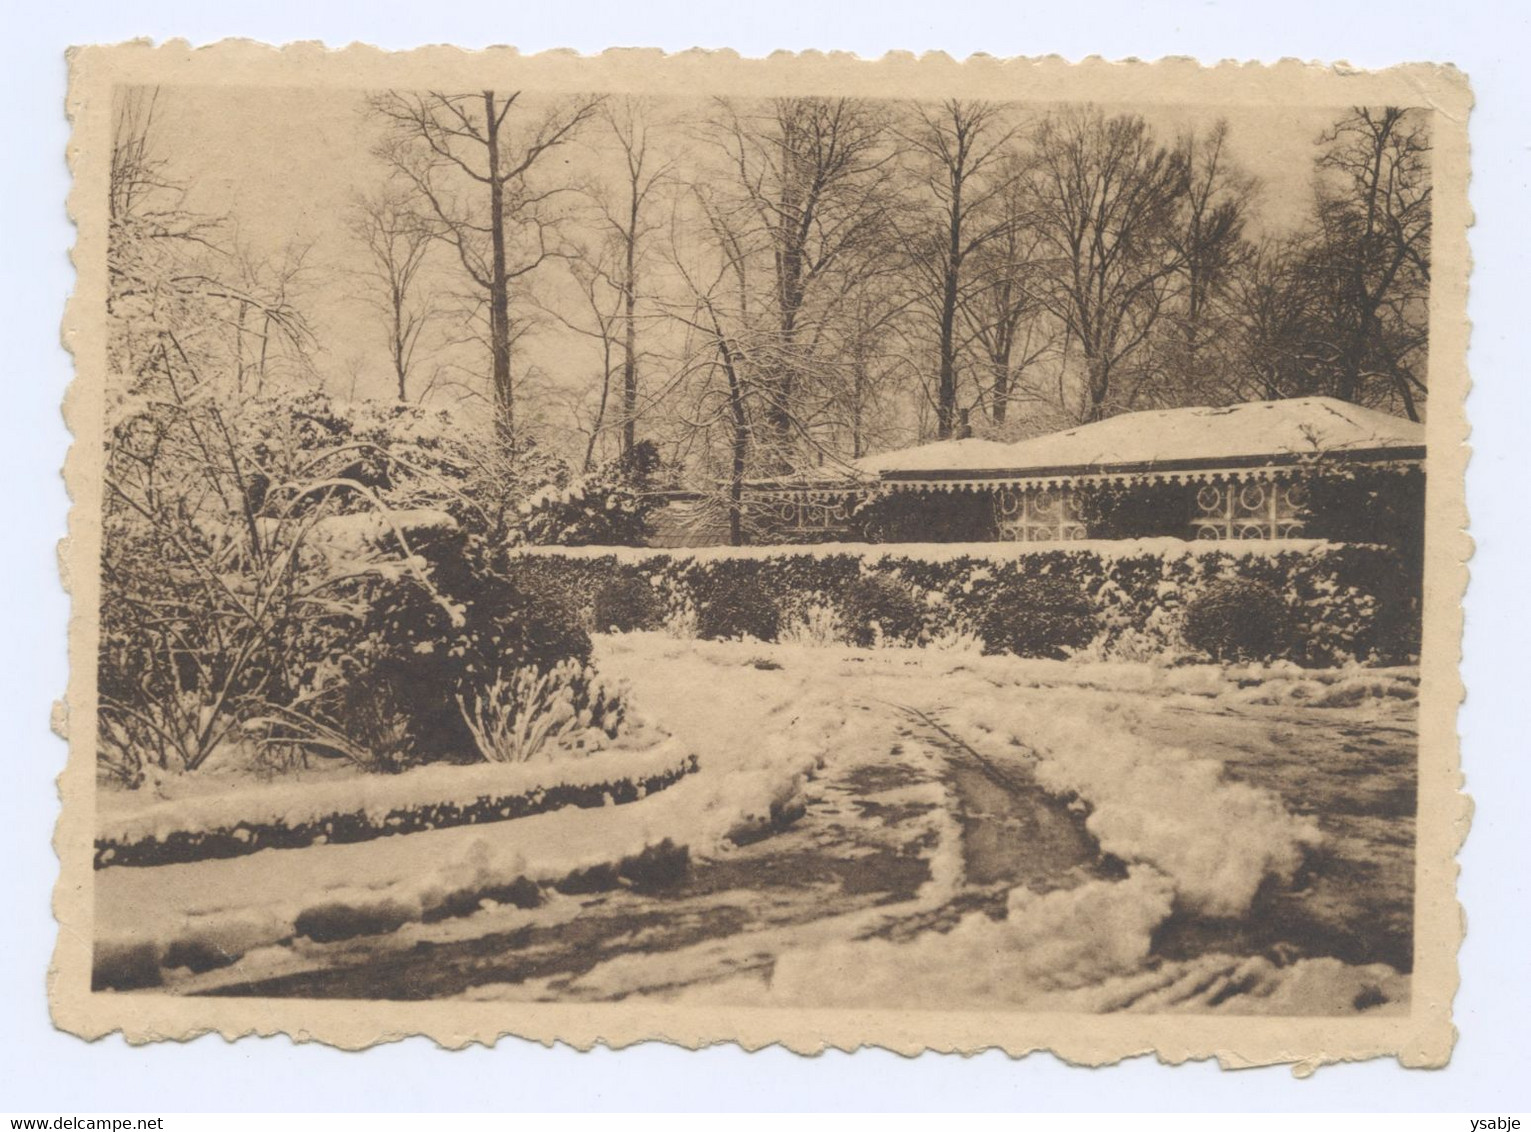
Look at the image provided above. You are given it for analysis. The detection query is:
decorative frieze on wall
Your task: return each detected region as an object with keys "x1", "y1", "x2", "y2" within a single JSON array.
[
  {"x1": 1190, "y1": 478, "x2": 1308, "y2": 540},
  {"x1": 994, "y1": 487, "x2": 1088, "y2": 542},
  {"x1": 750, "y1": 490, "x2": 856, "y2": 538}
]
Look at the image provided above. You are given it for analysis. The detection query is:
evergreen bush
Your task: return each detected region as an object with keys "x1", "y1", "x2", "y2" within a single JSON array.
[
  {"x1": 695, "y1": 575, "x2": 781, "y2": 642},
  {"x1": 1181, "y1": 577, "x2": 1298, "y2": 662},
  {"x1": 978, "y1": 574, "x2": 1097, "y2": 659},
  {"x1": 592, "y1": 572, "x2": 662, "y2": 633},
  {"x1": 840, "y1": 572, "x2": 925, "y2": 646}
]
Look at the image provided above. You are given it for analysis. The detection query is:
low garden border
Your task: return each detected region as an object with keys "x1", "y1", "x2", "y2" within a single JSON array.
[{"x1": 95, "y1": 745, "x2": 698, "y2": 870}]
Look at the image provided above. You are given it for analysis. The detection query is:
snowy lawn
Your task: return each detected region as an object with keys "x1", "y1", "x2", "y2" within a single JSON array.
[
  {"x1": 541, "y1": 635, "x2": 1416, "y2": 1014},
  {"x1": 97, "y1": 634, "x2": 1417, "y2": 1015}
]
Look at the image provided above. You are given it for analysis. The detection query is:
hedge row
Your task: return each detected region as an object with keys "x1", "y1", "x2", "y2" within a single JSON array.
[
  {"x1": 94, "y1": 753, "x2": 699, "y2": 870},
  {"x1": 506, "y1": 540, "x2": 1420, "y2": 665}
]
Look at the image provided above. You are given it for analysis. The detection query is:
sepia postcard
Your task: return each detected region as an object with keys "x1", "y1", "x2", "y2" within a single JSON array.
[{"x1": 54, "y1": 42, "x2": 1472, "y2": 1071}]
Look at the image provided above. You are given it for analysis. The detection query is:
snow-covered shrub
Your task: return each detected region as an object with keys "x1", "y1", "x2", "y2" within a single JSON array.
[
  {"x1": 96, "y1": 381, "x2": 473, "y2": 786},
  {"x1": 1286, "y1": 544, "x2": 1419, "y2": 665},
  {"x1": 515, "y1": 475, "x2": 653, "y2": 547},
  {"x1": 247, "y1": 667, "x2": 417, "y2": 777},
  {"x1": 511, "y1": 439, "x2": 663, "y2": 548},
  {"x1": 1068, "y1": 578, "x2": 1191, "y2": 663},
  {"x1": 456, "y1": 662, "x2": 576, "y2": 764},
  {"x1": 343, "y1": 532, "x2": 597, "y2": 765},
  {"x1": 978, "y1": 575, "x2": 1097, "y2": 659},
  {"x1": 662, "y1": 598, "x2": 700, "y2": 639},
  {"x1": 1182, "y1": 578, "x2": 1298, "y2": 662},
  {"x1": 839, "y1": 572, "x2": 925, "y2": 647},
  {"x1": 779, "y1": 603, "x2": 846, "y2": 647},
  {"x1": 695, "y1": 576, "x2": 781, "y2": 642},
  {"x1": 591, "y1": 573, "x2": 662, "y2": 633}
]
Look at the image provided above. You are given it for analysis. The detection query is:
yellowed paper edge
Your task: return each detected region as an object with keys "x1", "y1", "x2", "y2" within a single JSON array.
[{"x1": 52, "y1": 42, "x2": 1473, "y2": 1071}]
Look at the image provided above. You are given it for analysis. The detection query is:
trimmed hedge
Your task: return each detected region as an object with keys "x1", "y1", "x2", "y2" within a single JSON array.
[
  {"x1": 94, "y1": 753, "x2": 699, "y2": 870},
  {"x1": 507, "y1": 540, "x2": 1420, "y2": 665}
]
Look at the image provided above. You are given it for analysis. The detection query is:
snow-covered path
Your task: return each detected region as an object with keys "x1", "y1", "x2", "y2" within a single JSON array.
[{"x1": 181, "y1": 637, "x2": 1416, "y2": 1013}]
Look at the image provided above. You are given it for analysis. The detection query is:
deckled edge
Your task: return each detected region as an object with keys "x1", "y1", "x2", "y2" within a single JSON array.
[{"x1": 49, "y1": 43, "x2": 1474, "y2": 1074}]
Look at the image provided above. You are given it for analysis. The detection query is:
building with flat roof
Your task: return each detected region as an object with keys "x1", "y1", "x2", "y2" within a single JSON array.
[{"x1": 737, "y1": 398, "x2": 1425, "y2": 546}]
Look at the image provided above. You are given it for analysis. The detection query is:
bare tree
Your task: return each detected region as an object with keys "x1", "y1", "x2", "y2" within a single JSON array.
[
  {"x1": 108, "y1": 86, "x2": 315, "y2": 400},
  {"x1": 957, "y1": 153, "x2": 1054, "y2": 428},
  {"x1": 537, "y1": 247, "x2": 627, "y2": 471},
  {"x1": 369, "y1": 90, "x2": 605, "y2": 445},
  {"x1": 896, "y1": 100, "x2": 1024, "y2": 439},
  {"x1": 662, "y1": 195, "x2": 765, "y2": 547},
  {"x1": 832, "y1": 274, "x2": 922, "y2": 458},
  {"x1": 1026, "y1": 106, "x2": 1190, "y2": 423},
  {"x1": 590, "y1": 98, "x2": 675, "y2": 457},
  {"x1": 349, "y1": 184, "x2": 440, "y2": 401},
  {"x1": 1227, "y1": 237, "x2": 1328, "y2": 402},
  {"x1": 227, "y1": 236, "x2": 320, "y2": 396},
  {"x1": 1307, "y1": 107, "x2": 1432, "y2": 419},
  {"x1": 700, "y1": 96, "x2": 897, "y2": 460},
  {"x1": 1155, "y1": 120, "x2": 1254, "y2": 406}
]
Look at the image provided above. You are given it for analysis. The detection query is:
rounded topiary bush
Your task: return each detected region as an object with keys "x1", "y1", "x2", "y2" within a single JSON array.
[
  {"x1": 1181, "y1": 577, "x2": 1297, "y2": 662},
  {"x1": 591, "y1": 572, "x2": 661, "y2": 633},
  {"x1": 695, "y1": 576, "x2": 781, "y2": 642},
  {"x1": 979, "y1": 575, "x2": 1096, "y2": 659},
  {"x1": 840, "y1": 572, "x2": 925, "y2": 647}
]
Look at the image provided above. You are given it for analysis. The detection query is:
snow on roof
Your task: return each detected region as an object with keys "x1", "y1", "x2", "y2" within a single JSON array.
[{"x1": 855, "y1": 398, "x2": 1424, "y2": 479}]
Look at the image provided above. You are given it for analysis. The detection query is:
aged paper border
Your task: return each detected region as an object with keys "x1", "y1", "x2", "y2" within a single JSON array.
[{"x1": 53, "y1": 42, "x2": 1473, "y2": 1071}]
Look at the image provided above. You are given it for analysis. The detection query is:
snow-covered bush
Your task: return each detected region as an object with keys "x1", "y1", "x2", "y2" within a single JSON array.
[
  {"x1": 96, "y1": 379, "x2": 470, "y2": 787},
  {"x1": 591, "y1": 573, "x2": 663, "y2": 633},
  {"x1": 839, "y1": 572, "x2": 925, "y2": 647},
  {"x1": 923, "y1": 626, "x2": 987, "y2": 655},
  {"x1": 511, "y1": 439, "x2": 663, "y2": 548},
  {"x1": 456, "y1": 661, "x2": 609, "y2": 764},
  {"x1": 662, "y1": 598, "x2": 700, "y2": 639},
  {"x1": 779, "y1": 603, "x2": 846, "y2": 647},
  {"x1": 979, "y1": 574, "x2": 1097, "y2": 659},
  {"x1": 1182, "y1": 578, "x2": 1298, "y2": 662},
  {"x1": 695, "y1": 576, "x2": 782, "y2": 642},
  {"x1": 336, "y1": 529, "x2": 599, "y2": 766}
]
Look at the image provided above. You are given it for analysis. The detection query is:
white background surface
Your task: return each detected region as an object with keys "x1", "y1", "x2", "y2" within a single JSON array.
[{"x1": 1, "y1": 0, "x2": 1525, "y2": 1112}]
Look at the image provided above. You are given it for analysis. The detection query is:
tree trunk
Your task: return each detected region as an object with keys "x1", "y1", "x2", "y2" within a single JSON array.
[
  {"x1": 719, "y1": 338, "x2": 748, "y2": 547},
  {"x1": 1085, "y1": 355, "x2": 1110, "y2": 422},
  {"x1": 937, "y1": 179, "x2": 964, "y2": 440},
  {"x1": 392, "y1": 297, "x2": 408, "y2": 401},
  {"x1": 990, "y1": 356, "x2": 1010, "y2": 425},
  {"x1": 622, "y1": 185, "x2": 639, "y2": 457},
  {"x1": 484, "y1": 90, "x2": 514, "y2": 448},
  {"x1": 851, "y1": 355, "x2": 866, "y2": 459}
]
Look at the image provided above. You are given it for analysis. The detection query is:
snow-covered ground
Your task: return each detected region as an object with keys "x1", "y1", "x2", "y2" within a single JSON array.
[{"x1": 97, "y1": 635, "x2": 1416, "y2": 1015}]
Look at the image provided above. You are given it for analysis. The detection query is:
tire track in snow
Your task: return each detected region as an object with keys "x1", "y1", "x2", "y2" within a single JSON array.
[{"x1": 887, "y1": 701, "x2": 1110, "y2": 893}]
